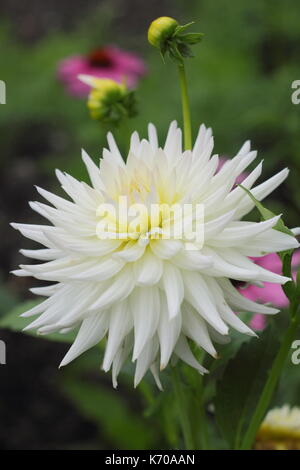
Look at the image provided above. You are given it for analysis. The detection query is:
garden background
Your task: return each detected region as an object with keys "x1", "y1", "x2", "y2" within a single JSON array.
[{"x1": 0, "y1": 0, "x2": 299, "y2": 449}]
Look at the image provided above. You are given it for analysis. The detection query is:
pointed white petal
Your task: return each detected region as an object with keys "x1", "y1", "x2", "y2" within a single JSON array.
[
  {"x1": 134, "y1": 250, "x2": 163, "y2": 285},
  {"x1": 161, "y1": 263, "x2": 184, "y2": 318},
  {"x1": 158, "y1": 292, "x2": 182, "y2": 369},
  {"x1": 59, "y1": 312, "x2": 108, "y2": 367},
  {"x1": 182, "y1": 303, "x2": 217, "y2": 357},
  {"x1": 174, "y1": 336, "x2": 207, "y2": 374},
  {"x1": 102, "y1": 300, "x2": 133, "y2": 371},
  {"x1": 130, "y1": 286, "x2": 160, "y2": 361}
]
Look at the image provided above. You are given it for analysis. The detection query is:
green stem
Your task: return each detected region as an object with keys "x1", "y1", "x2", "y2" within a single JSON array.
[
  {"x1": 171, "y1": 367, "x2": 195, "y2": 449},
  {"x1": 177, "y1": 64, "x2": 192, "y2": 150},
  {"x1": 198, "y1": 378, "x2": 209, "y2": 449},
  {"x1": 240, "y1": 312, "x2": 300, "y2": 450}
]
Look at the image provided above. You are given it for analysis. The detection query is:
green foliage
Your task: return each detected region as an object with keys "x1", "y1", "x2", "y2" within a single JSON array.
[
  {"x1": 0, "y1": 300, "x2": 76, "y2": 343},
  {"x1": 62, "y1": 372, "x2": 157, "y2": 449},
  {"x1": 164, "y1": 22, "x2": 204, "y2": 64},
  {"x1": 1, "y1": 0, "x2": 300, "y2": 451},
  {"x1": 214, "y1": 323, "x2": 280, "y2": 449}
]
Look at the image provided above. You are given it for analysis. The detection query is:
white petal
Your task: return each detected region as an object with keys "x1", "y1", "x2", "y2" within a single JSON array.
[
  {"x1": 182, "y1": 271, "x2": 229, "y2": 334},
  {"x1": 107, "y1": 132, "x2": 125, "y2": 166},
  {"x1": 130, "y1": 286, "x2": 160, "y2": 360},
  {"x1": 182, "y1": 302, "x2": 217, "y2": 357},
  {"x1": 208, "y1": 216, "x2": 281, "y2": 247},
  {"x1": 113, "y1": 241, "x2": 145, "y2": 262},
  {"x1": 158, "y1": 292, "x2": 182, "y2": 369},
  {"x1": 171, "y1": 249, "x2": 213, "y2": 271},
  {"x1": 161, "y1": 262, "x2": 184, "y2": 318},
  {"x1": 112, "y1": 335, "x2": 133, "y2": 388},
  {"x1": 134, "y1": 338, "x2": 159, "y2": 387},
  {"x1": 81, "y1": 149, "x2": 104, "y2": 191},
  {"x1": 59, "y1": 312, "x2": 108, "y2": 367},
  {"x1": 150, "y1": 362, "x2": 163, "y2": 391},
  {"x1": 102, "y1": 300, "x2": 133, "y2": 371},
  {"x1": 174, "y1": 336, "x2": 207, "y2": 374},
  {"x1": 235, "y1": 168, "x2": 289, "y2": 219},
  {"x1": 89, "y1": 266, "x2": 135, "y2": 311},
  {"x1": 134, "y1": 250, "x2": 163, "y2": 285},
  {"x1": 218, "y1": 278, "x2": 279, "y2": 314},
  {"x1": 148, "y1": 123, "x2": 158, "y2": 150},
  {"x1": 150, "y1": 239, "x2": 182, "y2": 259}
]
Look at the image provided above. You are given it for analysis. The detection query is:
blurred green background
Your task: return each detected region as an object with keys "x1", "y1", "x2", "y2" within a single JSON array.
[{"x1": 0, "y1": 0, "x2": 299, "y2": 449}]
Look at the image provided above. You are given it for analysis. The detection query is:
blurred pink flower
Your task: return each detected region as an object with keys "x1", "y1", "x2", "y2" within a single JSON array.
[
  {"x1": 240, "y1": 251, "x2": 300, "y2": 330},
  {"x1": 57, "y1": 46, "x2": 146, "y2": 97}
]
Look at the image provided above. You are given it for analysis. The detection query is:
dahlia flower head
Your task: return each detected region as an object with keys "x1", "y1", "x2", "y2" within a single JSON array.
[{"x1": 12, "y1": 122, "x2": 299, "y2": 388}]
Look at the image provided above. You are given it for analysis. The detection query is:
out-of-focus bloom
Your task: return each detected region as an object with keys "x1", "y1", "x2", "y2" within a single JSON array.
[
  {"x1": 78, "y1": 75, "x2": 137, "y2": 125},
  {"x1": 57, "y1": 46, "x2": 146, "y2": 97},
  {"x1": 255, "y1": 405, "x2": 300, "y2": 450},
  {"x1": 241, "y1": 251, "x2": 300, "y2": 330},
  {"x1": 12, "y1": 122, "x2": 298, "y2": 388}
]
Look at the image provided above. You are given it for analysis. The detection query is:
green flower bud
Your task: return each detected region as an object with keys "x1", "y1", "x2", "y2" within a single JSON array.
[
  {"x1": 78, "y1": 75, "x2": 137, "y2": 125},
  {"x1": 147, "y1": 17, "x2": 204, "y2": 65},
  {"x1": 148, "y1": 16, "x2": 178, "y2": 49}
]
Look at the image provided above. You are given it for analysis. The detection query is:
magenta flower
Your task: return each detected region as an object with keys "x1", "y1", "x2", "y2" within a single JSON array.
[
  {"x1": 240, "y1": 251, "x2": 300, "y2": 330},
  {"x1": 57, "y1": 46, "x2": 146, "y2": 97}
]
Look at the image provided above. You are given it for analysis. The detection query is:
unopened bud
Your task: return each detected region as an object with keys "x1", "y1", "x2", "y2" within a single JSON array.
[
  {"x1": 147, "y1": 17, "x2": 204, "y2": 65},
  {"x1": 78, "y1": 75, "x2": 137, "y2": 125},
  {"x1": 148, "y1": 16, "x2": 178, "y2": 49}
]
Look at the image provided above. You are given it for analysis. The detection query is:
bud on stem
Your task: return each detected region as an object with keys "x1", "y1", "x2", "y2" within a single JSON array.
[
  {"x1": 78, "y1": 75, "x2": 137, "y2": 126},
  {"x1": 148, "y1": 16, "x2": 204, "y2": 64}
]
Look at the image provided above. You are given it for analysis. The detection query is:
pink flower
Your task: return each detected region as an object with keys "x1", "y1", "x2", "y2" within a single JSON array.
[
  {"x1": 240, "y1": 251, "x2": 300, "y2": 330},
  {"x1": 57, "y1": 46, "x2": 146, "y2": 97}
]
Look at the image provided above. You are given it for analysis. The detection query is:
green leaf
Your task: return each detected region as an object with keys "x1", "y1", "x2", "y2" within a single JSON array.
[
  {"x1": 173, "y1": 22, "x2": 195, "y2": 37},
  {"x1": 282, "y1": 251, "x2": 296, "y2": 300},
  {"x1": 238, "y1": 184, "x2": 293, "y2": 237},
  {"x1": 179, "y1": 32, "x2": 204, "y2": 45},
  {"x1": 62, "y1": 374, "x2": 156, "y2": 449},
  {"x1": 214, "y1": 324, "x2": 280, "y2": 449},
  {"x1": 168, "y1": 44, "x2": 184, "y2": 65},
  {"x1": 0, "y1": 300, "x2": 76, "y2": 343},
  {"x1": 177, "y1": 42, "x2": 194, "y2": 59}
]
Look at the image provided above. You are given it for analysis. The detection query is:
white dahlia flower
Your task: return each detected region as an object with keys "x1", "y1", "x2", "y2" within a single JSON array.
[{"x1": 12, "y1": 122, "x2": 298, "y2": 388}]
